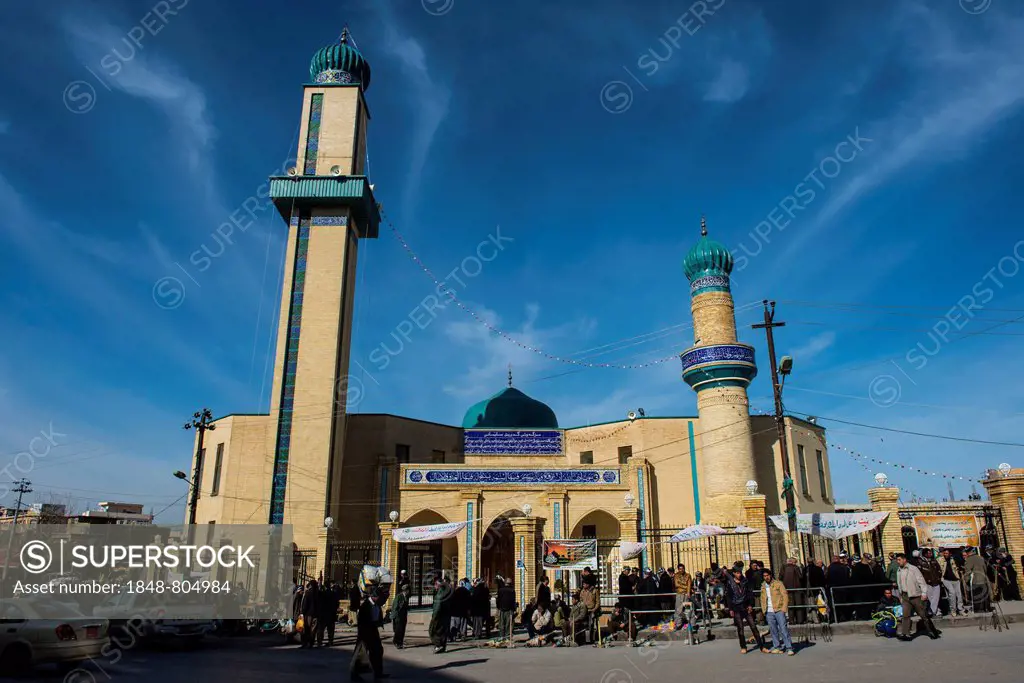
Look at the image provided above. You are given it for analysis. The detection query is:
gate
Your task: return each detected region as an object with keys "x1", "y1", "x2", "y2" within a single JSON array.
[
  {"x1": 327, "y1": 540, "x2": 381, "y2": 586},
  {"x1": 898, "y1": 505, "x2": 1007, "y2": 554},
  {"x1": 642, "y1": 527, "x2": 754, "y2": 575}
]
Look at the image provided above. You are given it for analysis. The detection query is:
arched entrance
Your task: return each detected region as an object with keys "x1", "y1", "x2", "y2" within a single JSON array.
[
  {"x1": 480, "y1": 510, "x2": 524, "y2": 588},
  {"x1": 571, "y1": 510, "x2": 621, "y2": 594},
  {"x1": 400, "y1": 509, "x2": 458, "y2": 607}
]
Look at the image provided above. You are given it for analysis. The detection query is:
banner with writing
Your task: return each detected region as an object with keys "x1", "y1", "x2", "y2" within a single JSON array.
[
  {"x1": 618, "y1": 541, "x2": 646, "y2": 561},
  {"x1": 464, "y1": 429, "x2": 564, "y2": 455},
  {"x1": 542, "y1": 539, "x2": 597, "y2": 570},
  {"x1": 913, "y1": 515, "x2": 980, "y2": 548},
  {"x1": 393, "y1": 521, "x2": 469, "y2": 543},
  {"x1": 769, "y1": 512, "x2": 889, "y2": 540},
  {"x1": 666, "y1": 524, "x2": 728, "y2": 543}
]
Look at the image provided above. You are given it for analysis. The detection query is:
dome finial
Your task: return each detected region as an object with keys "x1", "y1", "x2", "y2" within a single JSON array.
[
  {"x1": 508, "y1": 363, "x2": 513, "y2": 388},
  {"x1": 340, "y1": 27, "x2": 350, "y2": 44},
  {"x1": 700, "y1": 214, "x2": 708, "y2": 237}
]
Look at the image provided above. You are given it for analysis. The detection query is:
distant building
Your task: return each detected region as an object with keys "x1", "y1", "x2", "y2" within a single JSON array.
[{"x1": 76, "y1": 501, "x2": 153, "y2": 525}]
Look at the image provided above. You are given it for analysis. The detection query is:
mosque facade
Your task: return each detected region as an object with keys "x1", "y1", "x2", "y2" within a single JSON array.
[{"x1": 187, "y1": 34, "x2": 845, "y2": 601}]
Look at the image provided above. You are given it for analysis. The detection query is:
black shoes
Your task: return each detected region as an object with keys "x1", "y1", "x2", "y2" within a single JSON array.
[{"x1": 896, "y1": 635, "x2": 913, "y2": 642}]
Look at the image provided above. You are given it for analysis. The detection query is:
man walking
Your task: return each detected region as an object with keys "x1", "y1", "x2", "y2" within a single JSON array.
[
  {"x1": 390, "y1": 583, "x2": 410, "y2": 649},
  {"x1": 760, "y1": 568, "x2": 795, "y2": 655},
  {"x1": 895, "y1": 553, "x2": 940, "y2": 641},
  {"x1": 351, "y1": 585, "x2": 387, "y2": 681},
  {"x1": 938, "y1": 548, "x2": 964, "y2": 617},
  {"x1": 299, "y1": 579, "x2": 319, "y2": 649},
  {"x1": 429, "y1": 577, "x2": 452, "y2": 654}
]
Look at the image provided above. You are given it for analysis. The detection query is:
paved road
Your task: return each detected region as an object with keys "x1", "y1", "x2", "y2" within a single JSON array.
[{"x1": 4, "y1": 625, "x2": 1021, "y2": 682}]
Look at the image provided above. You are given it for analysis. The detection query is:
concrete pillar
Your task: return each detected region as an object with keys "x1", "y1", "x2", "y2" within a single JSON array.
[
  {"x1": 378, "y1": 521, "x2": 399, "y2": 581},
  {"x1": 982, "y1": 469, "x2": 1024, "y2": 596},
  {"x1": 868, "y1": 486, "x2": 903, "y2": 561},
  {"x1": 742, "y1": 494, "x2": 772, "y2": 566},
  {"x1": 511, "y1": 516, "x2": 541, "y2": 604}
]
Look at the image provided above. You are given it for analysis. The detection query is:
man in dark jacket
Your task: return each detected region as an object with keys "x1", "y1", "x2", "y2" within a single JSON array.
[
  {"x1": 300, "y1": 580, "x2": 319, "y2": 648},
  {"x1": 471, "y1": 579, "x2": 490, "y2": 639},
  {"x1": 352, "y1": 587, "x2": 386, "y2": 681},
  {"x1": 780, "y1": 558, "x2": 805, "y2": 624},
  {"x1": 316, "y1": 580, "x2": 341, "y2": 646},
  {"x1": 618, "y1": 567, "x2": 634, "y2": 615},
  {"x1": 348, "y1": 580, "x2": 362, "y2": 626},
  {"x1": 390, "y1": 583, "x2": 410, "y2": 648},
  {"x1": 582, "y1": 566, "x2": 599, "y2": 589},
  {"x1": 850, "y1": 556, "x2": 875, "y2": 620},
  {"x1": 451, "y1": 579, "x2": 471, "y2": 641},
  {"x1": 725, "y1": 565, "x2": 766, "y2": 653},
  {"x1": 496, "y1": 577, "x2": 517, "y2": 642},
  {"x1": 826, "y1": 555, "x2": 850, "y2": 621},
  {"x1": 536, "y1": 576, "x2": 552, "y2": 612}
]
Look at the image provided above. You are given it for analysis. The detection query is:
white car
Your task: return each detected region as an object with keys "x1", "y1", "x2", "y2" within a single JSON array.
[
  {"x1": 92, "y1": 591, "x2": 215, "y2": 642},
  {"x1": 0, "y1": 599, "x2": 109, "y2": 674}
]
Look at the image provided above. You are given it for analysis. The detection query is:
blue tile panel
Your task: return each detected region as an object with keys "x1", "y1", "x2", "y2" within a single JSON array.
[
  {"x1": 689, "y1": 274, "x2": 731, "y2": 295},
  {"x1": 314, "y1": 70, "x2": 354, "y2": 84},
  {"x1": 406, "y1": 469, "x2": 620, "y2": 485},
  {"x1": 637, "y1": 468, "x2": 647, "y2": 569},
  {"x1": 463, "y1": 429, "x2": 564, "y2": 455},
  {"x1": 311, "y1": 216, "x2": 348, "y2": 226},
  {"x1": 680, "y1": 344, "x2": 756, "y2": 370},
  {"x1": 553, "y1": 502, "x2": 561, "y2": 537},
  {"x1": 519, "y1": 535, "x2": 525, "y2": 598},
  {"x1": 269, "y1": 214, "x2": 311, "y2": 525},
  {"x1": 303, "y1": 94, "x2": 324, "y2": 175},
  {"x1": 465, "y1": 501, "x2": 474, "y2": 578},
  {"x1": 688, "y1": 421, "x2": 701, "y2": 524}
]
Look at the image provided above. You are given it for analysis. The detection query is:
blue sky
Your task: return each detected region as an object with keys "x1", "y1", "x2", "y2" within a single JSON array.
[{"x1": 1, "y1": 0, "x2": 1024, "y2": 521}]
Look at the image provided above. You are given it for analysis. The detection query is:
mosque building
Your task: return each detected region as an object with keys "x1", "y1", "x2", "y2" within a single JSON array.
[{"x1": 186, "y1": 33, "x2": 840, "y2": 602}]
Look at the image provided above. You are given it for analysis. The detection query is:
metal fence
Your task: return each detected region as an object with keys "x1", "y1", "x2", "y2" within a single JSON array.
[{"x1": 641, "y1": 527, "x2": 756, "y2": 576}]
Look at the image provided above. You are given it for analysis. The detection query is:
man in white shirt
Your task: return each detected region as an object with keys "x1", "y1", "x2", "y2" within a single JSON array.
[{"x1": 895, "y1": 553, "x2": 940, "y2": 641}]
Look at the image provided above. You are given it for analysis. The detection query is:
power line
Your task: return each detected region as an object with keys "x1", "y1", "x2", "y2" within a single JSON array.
[{"x1": 788, "y1": 410, "x2": 1024, "y2": 448}]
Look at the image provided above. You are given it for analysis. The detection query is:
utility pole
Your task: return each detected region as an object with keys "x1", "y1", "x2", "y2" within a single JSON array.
[
  {"x1": 752, "y1": 300, "x2": 797, "y2": 533},
  {"x1": 183, "y1": 409, "x2": 215, "y2": 540},
  {"x1": 2, "y1": 478, "x2": 32, "y2": 583}
]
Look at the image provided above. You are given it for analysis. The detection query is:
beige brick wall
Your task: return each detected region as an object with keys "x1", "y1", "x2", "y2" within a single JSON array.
[
  {"x1": 690, "y1": 291, "x2": 737, "y2": 343},
  {"x1": 695, "y1": 388, "x2": 756, "y2": 526},
  {"x1": 295, "y1": 86, "x2": 363, "y2": 176},
  {"x1": 751, "y1": 416, "x2": 834, "y2": 517},
  {"x1": 191, "y1": 415, "x2": 272, "y2": 526}
]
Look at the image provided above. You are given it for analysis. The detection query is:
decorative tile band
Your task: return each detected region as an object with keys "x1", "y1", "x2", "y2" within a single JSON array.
[
  {"x1": 311, "y1": 215, "x2": 349, "y2": 226},
  {"x1": 303, "y1": 94, "x2": 324, "y2": 175},
  {"x1": 378, "y1": 466, "x2": 389, "y2": 523},
  {"x1": 314, "y1": 69, "x2": 353, "y2": 84},
  {"x1": 553, "y1": 502, "x2": 561, "y2": 538},
  {"x1": 464, "y1": 429, "x2": 564, "y2": 455},
  {"x1": 465, "y1": 501, "x2": 474, "y2": 578},
  {"x1": 690, "y1": 274, "x2": 730, "y2": 295},
  {"x1": 405, "y1": 469, "x2": 620, "y2": 486},
  {"x1": 688, "y1": 421, "x2": 701, "y2": 524},
  {"x1": 270, "y1": 214, "x2": 311, "y2": 524},
  {"x1": 637, "y1": 468, "x2": 647, "y2": 569},
  {"x1": 519, "y1": 535, "x2": 525, "y2": 598},
  {"x1": 680, "y1": 343, "x2": 756, "y2": 371}
]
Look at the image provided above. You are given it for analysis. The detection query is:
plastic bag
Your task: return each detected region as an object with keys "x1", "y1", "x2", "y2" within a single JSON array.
[{"x1": 296, "y1": 615, "x2": 304, "y2": 633}]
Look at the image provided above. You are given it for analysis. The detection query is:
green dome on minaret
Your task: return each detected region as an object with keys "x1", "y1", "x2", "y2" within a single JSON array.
[
  {"x1": 310, "y1": 28, "x2": 371, "y2": 89},
  {"x1": 683, "y1": 216, "x2": 734, "y2": 282}
]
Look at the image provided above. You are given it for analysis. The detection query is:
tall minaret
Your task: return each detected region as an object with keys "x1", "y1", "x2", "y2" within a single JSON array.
[
  {"x1": 265, "y1": 29, "x2": 380, "y2": 549},
  {"x1": 680, "y1": 217, "x2": 758, "y2": 525}
]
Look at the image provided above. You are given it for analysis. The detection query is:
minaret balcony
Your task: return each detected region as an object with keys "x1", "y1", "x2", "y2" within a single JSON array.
[{"x1": 680, "y1": 343, "x2": 757, "y2": 391}]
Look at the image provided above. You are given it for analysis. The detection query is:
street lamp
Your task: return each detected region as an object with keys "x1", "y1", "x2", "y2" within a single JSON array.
[
  {"x1": 624, "y1": 493, "x2": 635, "y2": 508},
  {"x1": 521, "y1": 503, "x2": 532, "y2": 517},
  {"x1": 324, "y1": 517, "x2": 334, "y2": 529},
  {"x1": 874, "y1": 472, "x2": 889, "y2": 487},
  {"x1": 745, "y1": 480, "x2": 758, "y2": 496},
  {"x1": 998, "y1": 463, "x2": 1012, "y2": 477},
  {"x1": 389, "y1": 510, "x2": 399, "y2": 523},
  {"x1": 172, "y1": 470, "x2": 199, "y2": 526}
]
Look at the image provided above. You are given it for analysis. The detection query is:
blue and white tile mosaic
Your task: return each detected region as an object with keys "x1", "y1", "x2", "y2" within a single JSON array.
[{"x1": 404, "y1": 469, "x2": 620, "y2": 486}]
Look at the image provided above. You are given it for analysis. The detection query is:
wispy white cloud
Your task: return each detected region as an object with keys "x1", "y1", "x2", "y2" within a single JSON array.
[
  {"x1": 441, "y1": 304, "x2": 595, "y2": 400},
  {"x1": 789, "y1": 331, "x2": 836, "y2": 363},
  {"x1": 703, "y1": 59, "x2": 750, "y2": 103},
  {"x1": 780, "y1": 5, "x2": 1024, "y2": 260},
  {"x1": 381, "y1": 24, "x2": 451, "y2": 216}
]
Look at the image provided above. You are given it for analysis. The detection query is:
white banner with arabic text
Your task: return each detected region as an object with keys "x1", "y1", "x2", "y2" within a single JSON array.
[
  {"x1": 393, "y1": 521, "x2": 469, "y2": 543},
  {"x1": 769, "y1": 512, "x2": 889, "y2": 540}
]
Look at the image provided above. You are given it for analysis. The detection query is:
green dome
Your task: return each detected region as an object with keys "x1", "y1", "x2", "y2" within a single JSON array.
[
  {"x1": 683, "y1": 217, "x2": 733, "y2": 282},
  {"x1": 462, "y1": 387, "x2": 559, "y2": 430},
  {"x1": 310, "y1": 30, "x2": 371, "y2": 89}
]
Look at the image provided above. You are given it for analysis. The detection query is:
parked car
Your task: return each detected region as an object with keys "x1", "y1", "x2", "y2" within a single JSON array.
[
  {"x1": 91, "y1": 590, "x2": 215, "y2": 643},
  {"x1": 0, "y1": 598, "x2": 109, "y2": 674}
]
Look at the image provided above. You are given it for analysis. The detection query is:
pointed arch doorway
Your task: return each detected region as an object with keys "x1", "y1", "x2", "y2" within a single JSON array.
[{"x1": 480, "y1": 510, "x2": 525, "y2": 587}]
